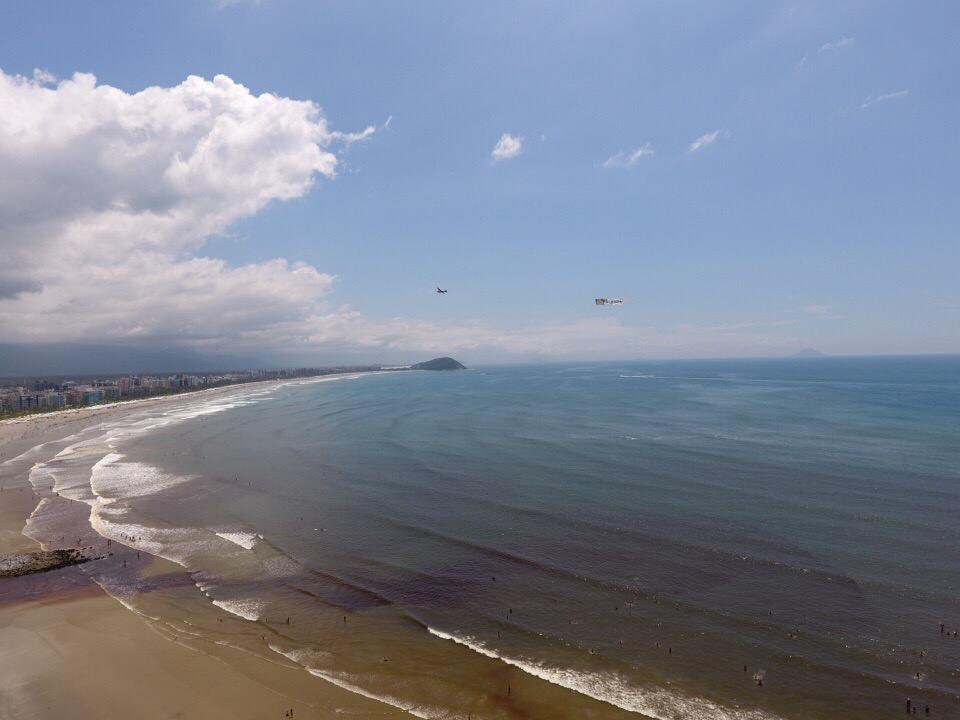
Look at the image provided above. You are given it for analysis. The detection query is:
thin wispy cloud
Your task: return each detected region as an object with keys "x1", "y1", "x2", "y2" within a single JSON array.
[
  {"x1": 820, "y1": 36, "x2": 854, "y2": 53},
  {"x1": 796, "y1": 35, "x2": 854, "y2": 73},
  {"x1": 331, "y1": 115, "x2": 392, "y2": 146},
  {"x1": 676, "y1": 319, "x2": 795, "y2": 333},
  {"x1": 860, "y1": 89, "x2": 909, "y2": 110},
  {"x1": 491, "y1": 133, "x2": 523, "y2": 162},
  {"x1": 687, "y1": 129, "x2": 725, "y2": 154},
  {"x1": 800, "y1": 304, "x2": 844, "y2": 320},
  {"x1": 602, "y1": 144, "x2": 654, "y2": 169}
]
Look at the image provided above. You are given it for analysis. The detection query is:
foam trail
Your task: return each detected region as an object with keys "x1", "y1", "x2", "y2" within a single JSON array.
[
  {"x1": 91, "y1": 453, "x2": 194, "y2": 500},
  {"x1": 306, "y1": 670, "x2": 436, "y2": 719},
  {"x1": 266, "y1": 645, "x2": 436, "y2": 718},
  {"x1": 215, "y1": 531, "x2": 261, "y2": 550},
  {"x1": 211, "y1": 598, "x2": 265, "y2": 622},
  {"x1": 428, "y1": 628, "x2": 779, "y2": 720},
  {"x1": 0, "y1": 434, "x2": 81, "y2": 467}
]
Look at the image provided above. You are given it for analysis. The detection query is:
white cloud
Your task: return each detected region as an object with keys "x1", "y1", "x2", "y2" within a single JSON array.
[
  {"x1": 491, "y1": 132, "x2": 523, "y2": 162},
  {"x1": 602, "y1": 144, "x2": 654, "y2": 169},
  {"x1": 860, "y1": 89, "x2": 909, "y2": 110},
  {"x1": 0, "y1": 70, "x2": 346, "y2": 347},
  {"x1": 800, "y1": 304, "x2": 843, "y2": 320},
  {"x1": 820, "y1": 36, "x2": 854, "y2": 52},
  {"x1": 687, "y1": 129, "x2": 725, "y2": 154}
]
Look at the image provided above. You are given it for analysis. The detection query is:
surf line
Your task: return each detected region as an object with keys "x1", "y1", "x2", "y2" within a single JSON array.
[{"x1": 427, "y1": 627, "x2": 780, "y2": 720}]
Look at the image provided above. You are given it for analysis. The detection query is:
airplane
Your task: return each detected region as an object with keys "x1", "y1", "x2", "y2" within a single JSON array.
[
  {"x1": 436, "y1": 287, "x2": 448, "y2": 294},
  {"x1": 594, "y1": 297, "x2": 624, "y2": 306}
]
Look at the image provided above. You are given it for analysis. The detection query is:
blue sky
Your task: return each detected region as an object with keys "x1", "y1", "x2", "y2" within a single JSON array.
[{"x1": 0, "y1": 1, "x2": 957, "y2": 362}]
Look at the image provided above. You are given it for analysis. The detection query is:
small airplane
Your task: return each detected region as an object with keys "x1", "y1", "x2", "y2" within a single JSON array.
[
  {"x1": 436, "y1": 287, "x2": 448, "y2": 294},
  {"x1": 595, "y1": 297, "x2": 624, "y2": 306}
]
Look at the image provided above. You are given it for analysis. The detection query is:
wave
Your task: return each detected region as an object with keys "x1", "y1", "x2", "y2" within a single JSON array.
[
  {"x1": 215, "y1": 531, "x2": 262, "y2": 550},
  {"x1": 267, "y1": 645, "x2": 437, "y2": 718},
  {"x1": 0, "y1": 432, "x2": 83, "y2": 467},
  {"x1": 427, "y1": 627, "x2": 780, "y2": 720},
  {"x1": 306, "y1": 669, "x2": 437, "y2": 719},
  {"x1": 211, "y1": 598, "x2": 265, "y2": 622},
  {"x1": 91, "y1": 453, "x2": 194, "y2": 500}
]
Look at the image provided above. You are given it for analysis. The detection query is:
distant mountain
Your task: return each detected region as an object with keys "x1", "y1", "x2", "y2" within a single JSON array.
[
  {"x1": 789, "y1": 348, "x2": 828, "y2": 358},
  {"x1": 411, "y1": 357, "x2": 466, "y2": 370}
]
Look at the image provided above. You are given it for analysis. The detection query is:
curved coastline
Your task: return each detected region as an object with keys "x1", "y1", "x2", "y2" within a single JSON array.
[{"x1": 0, "y1": 372, "x2": 414, "y2": 720}]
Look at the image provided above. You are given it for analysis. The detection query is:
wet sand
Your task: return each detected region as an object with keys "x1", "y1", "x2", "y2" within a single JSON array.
[{"x1": 0, "y1": 395, "x2": 407, "y2": 720}]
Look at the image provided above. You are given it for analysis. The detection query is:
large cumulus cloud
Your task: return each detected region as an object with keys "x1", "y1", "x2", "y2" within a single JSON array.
[{"x1": 0, "y1": 70, "x2": 343, "y2": 346}]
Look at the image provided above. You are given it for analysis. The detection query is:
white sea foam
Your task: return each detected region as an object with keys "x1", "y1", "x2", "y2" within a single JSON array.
[
  {"x1": 89, "y1": 512, "x2": 211, "y2": 566},
  {"x1": 91, "y1": 453, "x2": 193, "y2": 500},
  {"x1": 267, "y1": 644, "x2": 333, "y2": 667},
  {"x1": 215, "y1": 531, "x2": 261, "y2": 550},
  {"x1": 427, "y1": 628, "x2": 780, "y2": 720},
  {"x1": 305, "y1": 669, "x2": 437, "y2": 719},
  {"x1": 27, "y1": 462, "x2": 54, "y2": 492},
  {"x1": 211, "y1": 598, "x2": 265, "y2": 622}
]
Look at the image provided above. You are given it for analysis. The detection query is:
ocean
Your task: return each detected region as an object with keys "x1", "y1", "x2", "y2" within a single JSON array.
[{"x1": 18, "y1": 357, "x2": 960, "y2": 719}]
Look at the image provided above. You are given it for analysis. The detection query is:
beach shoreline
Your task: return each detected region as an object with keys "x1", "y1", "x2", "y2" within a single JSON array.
[{"x1": 0, "y1": 376, "x2": 408, "y2": 720}]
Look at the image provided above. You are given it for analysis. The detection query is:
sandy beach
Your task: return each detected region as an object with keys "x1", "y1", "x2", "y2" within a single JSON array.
[{"x1": 0, "y1": 388, "x2": 407, "y2": 720}]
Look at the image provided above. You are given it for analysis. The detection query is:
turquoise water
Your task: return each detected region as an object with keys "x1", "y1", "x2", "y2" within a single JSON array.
[{"x1": 34, "y1": 357, "x2": 960, "y2": 718}]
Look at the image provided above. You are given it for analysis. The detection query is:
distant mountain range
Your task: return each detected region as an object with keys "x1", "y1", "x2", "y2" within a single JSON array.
[{"x1": 789, "y1": 348, "x2": 828, "y2": 358}]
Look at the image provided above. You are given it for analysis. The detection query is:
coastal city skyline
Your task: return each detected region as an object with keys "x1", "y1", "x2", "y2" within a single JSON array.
[
  {"x1": 1, "y1": 1, "x2": 958, "y2": 365},
  {"x1": 0, "y1": 367, "x2": 366, "y2": 416}
]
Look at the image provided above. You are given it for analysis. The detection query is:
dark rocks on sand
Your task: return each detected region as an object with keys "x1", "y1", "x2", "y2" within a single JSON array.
[{"x1": 0, "y1": 549, "x2": 92, "y2": 578}]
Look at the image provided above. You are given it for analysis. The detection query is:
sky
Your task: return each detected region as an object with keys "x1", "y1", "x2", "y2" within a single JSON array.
[{"x1": 0, "y1": 0, "x2": 957, "y2": 365}]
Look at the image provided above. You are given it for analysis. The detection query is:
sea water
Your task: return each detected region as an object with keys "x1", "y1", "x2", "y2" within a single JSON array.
[{"x1": 18, "y1": 357, "x2": 960, "y2": 718}]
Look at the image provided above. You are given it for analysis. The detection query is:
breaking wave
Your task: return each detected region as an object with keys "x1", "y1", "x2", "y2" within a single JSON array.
[{"x1": 427, "y1": 628, "x2": 780, "y2": 720}]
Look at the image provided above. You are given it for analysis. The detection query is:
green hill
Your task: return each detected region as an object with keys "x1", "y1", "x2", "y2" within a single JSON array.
[{"x1": 411, "y1": 357, "x2": 466, "y2": 370}]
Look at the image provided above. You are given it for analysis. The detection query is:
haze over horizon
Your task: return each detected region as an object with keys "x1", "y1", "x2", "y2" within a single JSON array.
[{"x1": 1, "y1": 1, "x2": 958, "y2": 367}]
